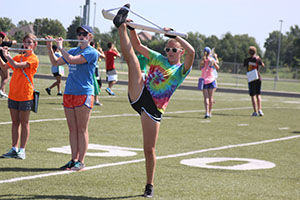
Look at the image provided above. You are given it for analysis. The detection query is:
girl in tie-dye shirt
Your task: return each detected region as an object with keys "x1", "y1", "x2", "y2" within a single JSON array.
[{"x1": 114, "y1": 4, "x2": 195, "y2": 197}]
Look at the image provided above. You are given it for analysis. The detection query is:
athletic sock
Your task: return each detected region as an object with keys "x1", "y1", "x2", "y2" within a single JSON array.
[{"x1": 12, "y1": 147, "x2": 18, "y2": 152}]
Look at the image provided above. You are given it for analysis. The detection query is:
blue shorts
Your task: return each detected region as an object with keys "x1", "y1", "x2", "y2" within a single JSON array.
[
  {"x1": 8, "y1": 98, "x2": 33, "y2": 111},
  {"x1": 203, "y1": 80, "x2": 217, "y2": 89},
  {"x1": 129, "y1": 86, "x2": 162, "y2": 123}
]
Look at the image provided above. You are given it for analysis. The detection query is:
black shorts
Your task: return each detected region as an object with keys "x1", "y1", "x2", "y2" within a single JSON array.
[
  {"x1": 248, "y1": 79, "x2": 261, "y2": 96},
  {"x1": 53, "y1": 72, "x2": 61, "y2": 77},
  {"x1": 128, "y1": 86, "x2": 162, "y2": 123}
]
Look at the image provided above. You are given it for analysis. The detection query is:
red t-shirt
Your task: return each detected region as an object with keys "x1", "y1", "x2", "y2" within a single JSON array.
[{"x1": 104, "y1": 50, "x2": 118, "y2": 71}]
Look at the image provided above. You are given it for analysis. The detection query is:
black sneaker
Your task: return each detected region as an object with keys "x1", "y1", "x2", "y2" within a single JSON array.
[
  {"x1": 45, "y1": 88, "x2": 51, "y2": 95},
  {"x1": 60, "y1": 159, "x2": 75, "y2": 170},
  {"x1": 113, "y1": 4, "x2": 130, "y2": 28},
  {"x1": 57, "y1": 92, "x2": 63, "y2": 96},
  {"x1": 143, "y1": 184, "x2": 154, "y2": 198}
]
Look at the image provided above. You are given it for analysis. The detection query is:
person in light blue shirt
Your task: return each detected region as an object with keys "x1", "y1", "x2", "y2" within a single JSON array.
[
  {"x1": 46, "y1": 25, "x2": 98, "y2": 171},
  {"x1": 45, "y1": 45, "x2": 64, "y2": 96}
]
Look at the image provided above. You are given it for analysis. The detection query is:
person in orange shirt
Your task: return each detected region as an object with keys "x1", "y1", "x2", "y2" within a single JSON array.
[{"x1": 0, "y1": 33, "x2": 39, "y2": 160}]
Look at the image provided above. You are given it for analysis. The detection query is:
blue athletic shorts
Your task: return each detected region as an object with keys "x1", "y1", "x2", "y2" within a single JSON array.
[{"x1": 203, "y1": 80, "x2": 217, "y2": 89}]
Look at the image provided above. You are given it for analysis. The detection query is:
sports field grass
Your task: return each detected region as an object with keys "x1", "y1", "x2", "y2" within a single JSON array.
[{"x1": 0, "y1": 75, "x2": 300, "y2": 200}]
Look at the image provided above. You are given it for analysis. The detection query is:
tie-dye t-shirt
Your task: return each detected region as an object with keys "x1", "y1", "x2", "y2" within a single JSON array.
[{"x1": 145, "y1": 49, "x2": 191, "y2": 113}]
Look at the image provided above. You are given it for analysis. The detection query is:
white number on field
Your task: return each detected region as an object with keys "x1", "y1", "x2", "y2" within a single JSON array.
[
  {"x1": 47, "y1": 144, "x2": 143, "y2": 157},
  {"x1": 180, "y1": 157, "x2": 275, "y2": 170}
]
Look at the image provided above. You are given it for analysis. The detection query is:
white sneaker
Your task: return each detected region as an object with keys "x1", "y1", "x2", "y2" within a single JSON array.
[
  {"x1": 0, "y1": 90, "x2": 8, "y2": 98},
  {"x1": 258, "y1": 110, "x2": 264, "y2": 116}
]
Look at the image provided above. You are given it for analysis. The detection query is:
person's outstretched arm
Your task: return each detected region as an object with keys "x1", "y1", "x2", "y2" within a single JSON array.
[
  {"x1": 129, "y1": 29, "x2": 150, "y2": 59},
  {"x1": 174, "y1": 36, "x2": 195, "y2": 74}
]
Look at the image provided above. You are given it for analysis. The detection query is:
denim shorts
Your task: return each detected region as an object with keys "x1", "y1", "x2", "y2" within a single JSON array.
[
  {"x1": 203, "y1": 80, "x2": 217, "y2": 89},
  {"x1": 8, "y1": 98, "x2": 33, "y2": 111}
]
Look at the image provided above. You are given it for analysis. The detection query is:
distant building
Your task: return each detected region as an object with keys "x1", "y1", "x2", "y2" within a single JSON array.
[
  {"x1": 138, "y1": 31, "x2": 152, "y2": 41},
  {"x1": 8, "y1": 24, "x2": 35, "y2": 36}
]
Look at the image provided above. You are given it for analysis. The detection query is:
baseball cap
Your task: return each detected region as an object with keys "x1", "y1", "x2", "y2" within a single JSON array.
[
  {"x1": 76, "y1": 25, "x2": 93, "y2": 34},
  {"x1": 0, "y1": 32, "x2": 6, "y2": 39},
  {"x1": 203, "y1": 47, "x2": 211, "y2": 53}
]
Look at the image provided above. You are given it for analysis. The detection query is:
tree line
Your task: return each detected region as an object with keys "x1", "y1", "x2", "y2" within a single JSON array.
[{"x1": 1, "y1": 16, "x2": 299, "y2": 69}]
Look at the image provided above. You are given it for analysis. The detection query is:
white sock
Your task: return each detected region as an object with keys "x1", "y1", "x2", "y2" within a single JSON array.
[
  {"x1": 12, "y1": 147, "x2": 18, "y2": 152},
  {"x1": 19, "y1": 148, "x2": 25, "y2": 153}
]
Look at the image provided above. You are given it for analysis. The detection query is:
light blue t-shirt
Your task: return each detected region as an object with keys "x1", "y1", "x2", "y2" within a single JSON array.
[{"x1": 63, "y1": 46, "x2": 98, "y2": 95}]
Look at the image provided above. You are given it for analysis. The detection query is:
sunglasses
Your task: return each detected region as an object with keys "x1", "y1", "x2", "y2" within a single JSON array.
[
  {"x1": 164, "y1": 47, "x2": 182, "y2": 53},
  {"x1": 77, "y1": 32, "x2": 88, "y2": 36}
]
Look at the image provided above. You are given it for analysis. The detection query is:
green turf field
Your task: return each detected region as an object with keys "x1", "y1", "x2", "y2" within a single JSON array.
[{"x1": 0, "y1": 75, "x2": 300, "y2": 200}]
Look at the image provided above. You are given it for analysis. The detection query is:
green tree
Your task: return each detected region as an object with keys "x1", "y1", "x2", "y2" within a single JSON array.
[
  {"x1": 67, "y1": 16, "x2": 82, "y2": 44},
  {"x1": 33, "y1": 18, "x2": 66, "y2": 38},
  {"x1": 186, "y1": 32, "x2": 205, "y2": 59},
  {"x1": 17, "y1": 20, "x2": 31, "y2": 27},
  {"x1": 0, "y1": 17, "x2": 15, "y2": 32},
  {"x1": 264, "y1": 31, "x2": 285, "y2": 66}
]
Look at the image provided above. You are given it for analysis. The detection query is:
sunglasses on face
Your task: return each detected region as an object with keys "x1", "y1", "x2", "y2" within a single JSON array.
[
  {"x1": 164, "y1": 47, "x2": 182, "y2": 53},
  {"x1": 77, "y1": 32, "x2": 88, "y2": 36}
]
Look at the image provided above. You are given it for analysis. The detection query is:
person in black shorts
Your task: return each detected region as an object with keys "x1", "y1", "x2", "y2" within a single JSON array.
[
  {"x1": 45, "y1": 45, "x2": 64, "y2": 96},
  {"x1": 244, "y1": 46, "x2": 265, "y2": 116}
]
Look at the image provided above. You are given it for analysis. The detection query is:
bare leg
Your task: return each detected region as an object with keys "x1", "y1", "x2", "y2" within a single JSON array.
[
  {"x1": 74, "y1": 106, "x2": 91, "y2": 163},
  {"x1": 208, "y1": 88, "x2": 216, "y2": 116},
  {"x1": 257, "y1": 94, "x2": 262, "y2": 111},
  {"x1": 19, "y1": 111, "x2": 30, "y2": 148},
  {"x1": 108, "y1": 80, "x2": 116, "y2": 90},
  {"x1": 141, "y1": 112, "x2": 160, "y2": 185},
  {"x1": 64, "y1": 108, "x2": 79, "y2": 161},
  {"x1": 117, "y1": 23, "x2": 144, "y2": 101},
  {"x1": 10, "y1": 109, "x2": 21, "y2": 147},
  {"x1": 202, "y1": 89, "x2": 209, "y2": 115},
  {"x1": 251, "y1": 96, "x2": 257, "y2": 113},
  {"x1": 0, "y1": 68, "x2": 9, "y2": 93}
]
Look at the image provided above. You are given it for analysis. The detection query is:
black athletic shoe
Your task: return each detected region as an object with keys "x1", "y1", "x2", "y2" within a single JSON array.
[
  {"x1": 113, "y1": 4, "x2": 130, "y2": 28},
  {"x1": 143, "y1": 184, "x2": 154, "y2": 198},
  {"x1": 45, "y1": 88, "x2": 51, "y2": 95},
  {"x1": 60, "y1": 159, "x2": 75, "y2": 170}
]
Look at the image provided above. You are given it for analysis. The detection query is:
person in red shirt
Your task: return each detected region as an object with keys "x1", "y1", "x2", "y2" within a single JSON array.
[{"x1": 104, "y1": 42, "x2": 120, "y2": 95}]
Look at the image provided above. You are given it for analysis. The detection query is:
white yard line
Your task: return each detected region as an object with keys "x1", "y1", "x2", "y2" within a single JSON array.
[
  {"x1": 0, "y1": 107, "x2": 252, "y2": 125},
  {"x1": 1, "y1": 135, "x2": 299, "y2": 184}
]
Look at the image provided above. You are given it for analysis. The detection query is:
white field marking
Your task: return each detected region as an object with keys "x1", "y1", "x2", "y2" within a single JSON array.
[
  {"x1": 283, "y1": 101, "x2": 300, "y2": 104},
  {"x1": 0, "y1": 107, "x2": 253, "y2": 125},
  {"x1": 48, "y1": 144, "x2": 143, "y2": 157},
  {"x1": 0, "y1": 135, "x2": 299, "y2": 184},
  {"x1": 180, "y1": 157, "x2": 276, "y2": 170},
  {"x1": 200, "y1": 120, "x2": 211, "y2": 123},
  {"x1": 238, "y1": 124, "x2": 249, "y2": 126},
  {"x1": 279, "y1": 127, "x2": 290, "y2": 130}
]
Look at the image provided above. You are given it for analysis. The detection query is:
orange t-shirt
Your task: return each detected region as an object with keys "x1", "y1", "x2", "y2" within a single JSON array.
[{"x1": 7, "y1": 53, "x2": 39, "y2": 101}]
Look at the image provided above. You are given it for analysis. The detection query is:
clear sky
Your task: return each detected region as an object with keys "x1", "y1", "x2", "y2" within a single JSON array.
[{"x1": 2, "y1": 0, "x2": 300, "y2": 50}]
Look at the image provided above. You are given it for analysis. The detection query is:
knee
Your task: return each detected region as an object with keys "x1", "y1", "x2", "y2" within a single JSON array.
[{"x1": 144, "y1": 146, "x2": 155, "y2": 157}]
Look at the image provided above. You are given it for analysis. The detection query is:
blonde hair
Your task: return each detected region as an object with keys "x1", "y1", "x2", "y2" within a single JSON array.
[
  {"x1": 249, "y1": 46, "x2": 256, "y2": 56},
  {"x1": 166, "y1": 39, "x2": 182, "y2": 48}
]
